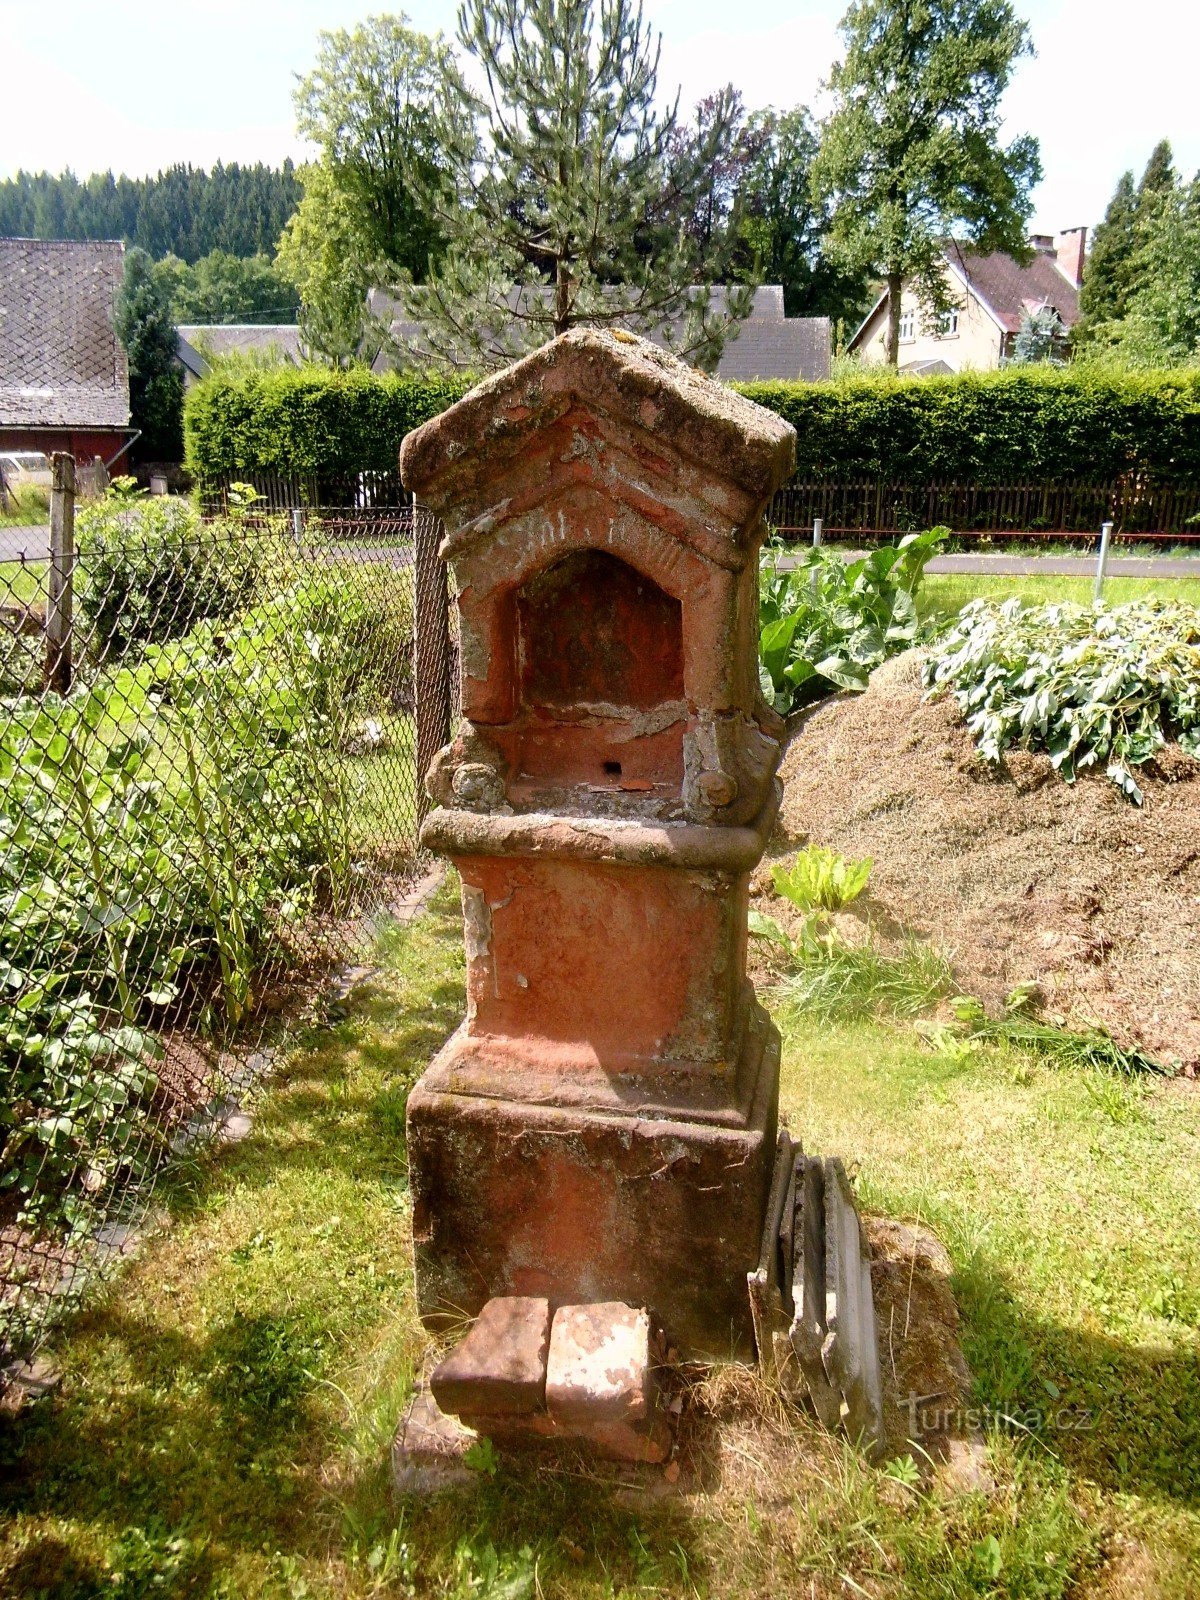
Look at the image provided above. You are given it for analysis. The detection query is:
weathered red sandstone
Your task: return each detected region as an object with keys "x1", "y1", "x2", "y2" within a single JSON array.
[{"x1": 400, "y1": 329, "x2": 796, "y2": 1358}]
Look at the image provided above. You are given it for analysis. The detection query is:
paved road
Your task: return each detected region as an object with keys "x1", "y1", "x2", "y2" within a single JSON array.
[
  {"x1": 0, "y1": 525, "x2": 49, "y2": 563},
  {"x1": 0, "y1": 526, "x2": 415, "y2": 568},
  {"x1": 775, "y1": 549, "x2": 1200, "y2": 579},
  {"x1": 5, "y1": 520, "x2": 1196, "y2": 579}
]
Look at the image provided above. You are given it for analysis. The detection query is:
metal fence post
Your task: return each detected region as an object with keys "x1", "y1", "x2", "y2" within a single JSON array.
[
  {"x1": 811, "y1": 516, "x2": 823, "y2": 592},
  {"x1": 45, "y1": 452, "x2": 76, "y2": 695},
  {"x1": 1094, "y1": 520, "x2": 1113, "y2": 603},
  {"x1": 412, "y1": 494, "x2": 451, "y2": 831}
]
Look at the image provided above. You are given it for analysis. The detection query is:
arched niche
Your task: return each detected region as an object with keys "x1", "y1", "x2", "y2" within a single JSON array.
[
  {"x1": 493, "y1": 548, "x2": 687, "y2": 796},
  {"x1": 517, "y1": 549, "x2": 683, "y2": 715}
]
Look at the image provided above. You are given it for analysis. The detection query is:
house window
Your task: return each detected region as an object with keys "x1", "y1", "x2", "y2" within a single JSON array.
[
  {"x1": 937, "y1": 308, "x2": 960, "y2": 338},
  {"x1": 898, "y1": 309, "x2": 915, "y2": 341}
]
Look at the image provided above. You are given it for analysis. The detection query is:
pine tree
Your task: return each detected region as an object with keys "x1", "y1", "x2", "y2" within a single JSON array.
[
  {"x1": 1137, "y1": 139, "x2": 1176, "y2": 204},
  {"x1": 115, "y1": 248, "x2": 184, "y2": 460},
  {"x1": 1076, "y1": 141, "x2": 1180, "y2": 351},
  {"x1": 815, "y1": 0, "x2": 1041, "y2": 366},
  {"x1": 1076, "y1": 169, "x2": 1136, "y2": 343},
  {"x1": 396, "y1": 0, "x2": 753, "y2": 372}
]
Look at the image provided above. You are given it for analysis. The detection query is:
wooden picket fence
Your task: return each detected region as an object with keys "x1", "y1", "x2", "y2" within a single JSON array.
[{"x1": 768, "y1": 479, "x2": 1200, "y2": 542}]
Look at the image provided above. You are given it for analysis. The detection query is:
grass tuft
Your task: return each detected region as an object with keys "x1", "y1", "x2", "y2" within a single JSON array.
[{"x1": 778, "y1": 936, "x2": 954, "y2": 1023}]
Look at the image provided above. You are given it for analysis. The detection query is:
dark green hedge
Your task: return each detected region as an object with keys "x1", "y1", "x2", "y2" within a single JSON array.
[
  {"x1": 736, "y1": 366, "x2": 1200, "y2": 484},
  {"x1": 184, "y1": 365, "x2": 468, "y2": 484},
  {"x1": 186, "y1": 362, "x2": 1200, "y2": 489}
]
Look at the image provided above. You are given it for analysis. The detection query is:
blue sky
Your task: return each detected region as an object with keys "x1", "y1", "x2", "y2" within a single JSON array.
[{"x1": 1, "y1": 0, "x2": 1197, "y2": 234}]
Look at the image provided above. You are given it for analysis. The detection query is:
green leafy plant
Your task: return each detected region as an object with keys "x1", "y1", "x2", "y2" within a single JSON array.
[
  {"x1": 771, "y1": 844, "x2": 873, "y2": 913},
  {"x1": 77, "y1": 487, "x2": 266, "y2": 656},
  {"x1": 924, "y1": 596, "x2": 1200, "y2": 801},
  {"x1": 1, "y1": 565, "x2": 386, "y2": 1246},
  {"x1": 750, "y1": 848, "x2": 952, "y2": 1021},
  {"x1": 760, "y1": 529, "x2": 943, "y2": 713}
]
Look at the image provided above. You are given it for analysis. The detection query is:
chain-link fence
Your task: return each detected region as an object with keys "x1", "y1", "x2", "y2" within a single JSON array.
[{"x1": 1, "y1": 463, "x2": 449, "y2": 1376}]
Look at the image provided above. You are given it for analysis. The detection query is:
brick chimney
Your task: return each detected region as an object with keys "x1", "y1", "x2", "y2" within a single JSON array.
[{"x1": 1056, "y1": 227, "x2": 1087, "y2": 288}]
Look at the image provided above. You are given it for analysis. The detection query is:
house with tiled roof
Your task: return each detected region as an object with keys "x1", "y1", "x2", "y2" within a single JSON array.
[
  {"x1": 0, "y1": 238, "x2": 132, "y2": 462},
  {"x1": 848, "y1": 229, "x2": 1086, "y2": 373}
]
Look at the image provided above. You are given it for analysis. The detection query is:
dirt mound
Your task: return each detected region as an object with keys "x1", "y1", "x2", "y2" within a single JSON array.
[{"x1": 775, "y1": 651, "x2": 1200, "y2": 1071}]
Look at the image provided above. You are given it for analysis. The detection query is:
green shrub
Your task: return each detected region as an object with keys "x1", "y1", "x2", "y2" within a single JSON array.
[
  {"x1": 77, "y1": 484, "x2": 264, "y2": 654},
  {"x1": 0, "y1": 567, "x2": 394, "y2": 1232},
  {"x1": 183, "y1": 364, "x2": 467, "y2": 487},
  {"x1": 184, "y1": 361, "x2": 1200, "y2": 492},
  {"x1": 759, "y1": 529, "x2": 942, "y2": 713},
  {"x1": 924, "y1": 596, "x2": 1200, "y2": 802},
  {"x1": 736, "y1": 365, "x2": 1200, "y2": 484}
]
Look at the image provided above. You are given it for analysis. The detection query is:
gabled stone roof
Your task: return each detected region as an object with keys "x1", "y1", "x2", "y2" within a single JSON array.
[
  {"x1": 0, "y1": 238, "x2": 130, "y2": 429},
  {"x1": 400, "y1": 327, "x2": 797, "y2": 504}
]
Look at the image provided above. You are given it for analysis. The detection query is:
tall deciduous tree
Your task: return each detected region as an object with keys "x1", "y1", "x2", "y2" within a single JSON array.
[
  {"x1": 153, "y1": 250, "x2": 299, "y2": 325},
  {"x1": 815, "y1": 0, "x2": 1041, "y2": 365},
  {"x1": 396, "y1": 0, "x2": 753, "y2": 372},
  {"x1": 115, "y1": 248, "x2": 184, "y2": 460},
  {"x1": 294, "y1": 15, "x2": 460, "y2": 285},
  {"x1": 737, "y1": 107, "x2": 870, "y2": 325},
  {"x1": 276, "y1": 164, "x2": 382, "y2": 365}
]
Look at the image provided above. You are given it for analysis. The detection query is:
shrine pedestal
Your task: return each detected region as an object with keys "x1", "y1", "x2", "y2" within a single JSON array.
[
  {"x1": 399, "y1": 329, "x2": 797, "y2": 1362},
  {"x1": 408, "y1": 1018, "x2": 778, "y2": 1359}
]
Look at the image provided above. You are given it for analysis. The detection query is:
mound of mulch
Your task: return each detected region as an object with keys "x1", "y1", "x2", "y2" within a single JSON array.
[{"x1": 774, "y1": 651, "x2": 1200, "y2": 1072}]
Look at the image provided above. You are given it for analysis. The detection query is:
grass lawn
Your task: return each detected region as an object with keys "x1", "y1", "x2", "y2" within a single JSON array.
[
  {"x1": 4, "y1": 876, "x2": 1199, "y2": 1598},
  {"x1": 0, "y1": 487, "x2": 50, "y2": 528},
  {"x1": 0, "y1": 559, "x2": 48, "y2": 608},
  {"x1": 921, "y1": 571, "x2": 1200, "y2": 626}
]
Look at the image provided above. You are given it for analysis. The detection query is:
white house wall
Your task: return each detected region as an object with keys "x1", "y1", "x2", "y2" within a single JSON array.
[{"x1": 855, "y1": 271, "x2": 1005, "y2": 372}]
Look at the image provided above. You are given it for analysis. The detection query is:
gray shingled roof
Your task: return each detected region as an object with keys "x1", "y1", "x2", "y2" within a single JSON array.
[
  {"x1": 717, "y1": 314, "x2": 831, "y2": 381},
  {"x1": 176, "y1": 323, "x2": 305, "y2": 364},
  {"x1": 367, "y1": 284, "x2": 830, "y2": 382},
  {"x1": 0, "y1": 238, "x2": 130, "y2": 429}
]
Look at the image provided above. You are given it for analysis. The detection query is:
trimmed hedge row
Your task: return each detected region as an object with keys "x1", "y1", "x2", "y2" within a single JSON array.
[
  {"x1": 737, "y1": 367, "x2": 1200, "y2": 483},
  {"x1": 184, "y1": 366, "x2": 468, "y2": 483},
  {"x1": 185, "y1": 362, "x2": 1200, "y2": 489}
]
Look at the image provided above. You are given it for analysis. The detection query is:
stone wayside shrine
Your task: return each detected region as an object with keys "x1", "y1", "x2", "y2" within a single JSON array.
[{"x1": 396, "y1": 329, "x2": 882, "y2": 1465}]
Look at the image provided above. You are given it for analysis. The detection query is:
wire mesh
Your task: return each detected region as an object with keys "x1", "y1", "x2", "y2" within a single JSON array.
[{"x1": 0, "y1": 486, "x2": 439, "y2": 1374}]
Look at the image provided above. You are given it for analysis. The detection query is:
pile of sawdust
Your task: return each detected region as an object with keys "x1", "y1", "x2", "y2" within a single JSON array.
[{"x1": 774, "y1": 651, "x2": 1200, "y2": 1071}]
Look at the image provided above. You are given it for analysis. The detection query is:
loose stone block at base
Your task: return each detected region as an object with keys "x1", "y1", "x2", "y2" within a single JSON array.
[
  {"x1": 430, "y1": 1296, "x2": 551, "y2": 1417},
  {"x1": 408, "y1": 1024, "x2": 780, "y2": 1361}
]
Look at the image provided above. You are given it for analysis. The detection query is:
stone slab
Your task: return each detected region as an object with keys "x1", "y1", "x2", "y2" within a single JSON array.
[
  {"x1": 545, "y1": 1303, "x2": 671, "y2": 1463},
  {"x1": 821, "y1": 1158, "x2": 885, "y2": 1456},
  {"x1": 430, "y1": 1296, "x2": 551, "y2": 1417},
  {"x1": 392, "y1": 1387, "x2": 479, "y2": 1496},
  {"x1": 792, "y1": 1156, "x2": 842, "y2": 1430}
]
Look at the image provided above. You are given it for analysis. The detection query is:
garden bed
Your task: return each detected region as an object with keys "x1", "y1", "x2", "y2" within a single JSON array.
[{"x1": 773, "y1": 650, "x2": 1200, "y2": 1071}]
